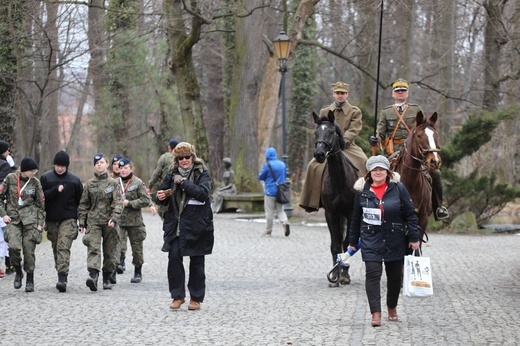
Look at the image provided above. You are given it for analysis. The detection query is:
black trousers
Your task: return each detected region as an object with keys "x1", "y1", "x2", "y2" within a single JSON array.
[
  {"x1": 168, "y1": 237, "x2": 206, "y2": 302},
  {"x1": 365, "y1": 260, "x2": 402, "y2": 313}
]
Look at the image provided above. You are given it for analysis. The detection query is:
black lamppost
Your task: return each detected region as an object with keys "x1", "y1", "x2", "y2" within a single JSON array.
[
  {"x1": 273, "y1": 30, "x2": 292, "y2": 214},
  {"x1": 273, "y1": 30, "x2": 291, "y2": 168}
]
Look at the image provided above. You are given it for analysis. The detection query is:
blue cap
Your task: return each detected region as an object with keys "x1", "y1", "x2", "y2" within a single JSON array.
[
  {"x1": 93, "y1": 153, "x2": 105, "y2": 165},
  {"x1": 169, "y1": 139, "x2": 179, "y2": 149},
  {"x1": 111, "y1": 154, "x2": 123, "y2": 164},
  {"x1": 118, "y1": 158, "x2": 132, "y2": 168}
]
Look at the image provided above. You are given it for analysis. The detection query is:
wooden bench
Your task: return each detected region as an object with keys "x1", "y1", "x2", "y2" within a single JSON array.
[{"x1": 221, "y1": 193, "x2": 264, "y2": 213}]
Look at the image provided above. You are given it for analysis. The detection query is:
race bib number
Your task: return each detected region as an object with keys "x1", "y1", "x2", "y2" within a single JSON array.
[{"x1": 362, "y1": 207, "x2": 381, "y2": 225}]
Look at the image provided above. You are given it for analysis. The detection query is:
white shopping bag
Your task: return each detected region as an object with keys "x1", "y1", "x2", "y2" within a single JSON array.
[{"x1": 403, "y1": 250, "x2": 433, "y2": 298}]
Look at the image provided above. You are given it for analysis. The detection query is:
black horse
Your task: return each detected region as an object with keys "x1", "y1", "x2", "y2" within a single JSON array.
[{"x1": 313, "y1": 111, "x2": 358, "y2": 287}]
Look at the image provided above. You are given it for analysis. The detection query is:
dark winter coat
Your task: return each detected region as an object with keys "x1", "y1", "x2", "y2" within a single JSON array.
[
  {"x1": 349, "y1": 174, "x2": 419, "y2": 263},
  {"x1": 0, "y1": 157, "x2": 10, "y2": 182},
  {"x1": 155, "y1": 162, "x2": 214, "y2": 256},
  {"x1": 40, "y1": 169, "x2": 84, "y2": 222}
]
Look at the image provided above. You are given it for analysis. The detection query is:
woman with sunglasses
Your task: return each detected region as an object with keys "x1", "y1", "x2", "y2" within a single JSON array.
[{"x1": 155, "y1": 142, "x2": 214, "y2": 311}]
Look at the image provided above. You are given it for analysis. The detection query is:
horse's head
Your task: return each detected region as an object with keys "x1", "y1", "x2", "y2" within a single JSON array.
[
  {"x1": 411, "y1": 111, "x2": 442, "y2": 170},
  {"x1": 312, "y1": 110, "x2": 346, "y2": 163}
]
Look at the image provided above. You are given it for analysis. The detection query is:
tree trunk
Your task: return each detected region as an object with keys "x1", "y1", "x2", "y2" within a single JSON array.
[
  {"x1": 163, "y1": 0, "x2": 210, "y2": 163},
  {"x1": 482, "y1": 0, "x2": 507, "y2": 111}
]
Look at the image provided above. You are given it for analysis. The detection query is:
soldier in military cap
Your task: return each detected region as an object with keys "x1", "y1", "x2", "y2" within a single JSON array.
[
  {"x1": 299, "y1": 81, "x2": 368, "y2": 213},
  {"x1": 117, "y1": 158, "x2": 156, "y2": 283},
  {"x1": 0, "y1": 157, "x2": 45, "y2": 292},
  {"x1": 78, "y1": 153, "x2": 123, "y2": 291},
  {"x1": 370, "y1": 78, "x2": 449, "y2": 220}
]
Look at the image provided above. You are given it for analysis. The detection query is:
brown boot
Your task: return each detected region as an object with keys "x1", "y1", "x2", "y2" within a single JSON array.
[
  {"x1": 388, "y1": 307, "x2": 398, "y2": 321},
  {"x1": 188, "y1": 300, "x2": 201, "y2": 310},
  {"x1": 371, "y1": 312, "x2": 382, "y2": 327},
  {"x1": 169, "y1": 299, "x2": 185, "y2": 310}
]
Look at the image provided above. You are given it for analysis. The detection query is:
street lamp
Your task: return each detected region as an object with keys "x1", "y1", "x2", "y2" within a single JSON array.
[
  {"x1": 273, "y1": 30, "x2": 291, "y2": 167},
  {"x1": 273, "y1": 30, "x2": 292, "y2": 215}
]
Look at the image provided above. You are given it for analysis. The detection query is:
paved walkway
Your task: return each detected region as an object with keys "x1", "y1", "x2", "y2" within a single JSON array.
[{"x1": 1, "y1": 211, "x2": 519, "y2": 345}]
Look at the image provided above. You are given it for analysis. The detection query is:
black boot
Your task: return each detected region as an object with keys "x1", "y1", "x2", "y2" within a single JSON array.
[
  {"x1": 103, "y1": 272, "x2": 113, "y2": 290},
  {"x1": 130, "y1": 266, "x2": 142, "y2": 283},
  {"x1": 25, "y1": 273, "x2": 34, "y2": 292},
  {"x1": 56, "y1": 273, "x2": 68, "y2": 293},
  {"x1": 86, "y1": 269, "x2": 99, "y2": 291},
  {"x1": 109, "y1": 269, "x2": 117, "y2": 284},
  {"x1": 116, "y1": 255, "x2": 126, "y2": 274},
  {"x1": 13, "y1": 265, "x2": 23, "y2": 289}
]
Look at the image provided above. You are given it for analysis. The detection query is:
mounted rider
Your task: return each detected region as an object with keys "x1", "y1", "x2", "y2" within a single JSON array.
[{"x1": 370, "y1": 78, "x2": 449, "y2": 221}]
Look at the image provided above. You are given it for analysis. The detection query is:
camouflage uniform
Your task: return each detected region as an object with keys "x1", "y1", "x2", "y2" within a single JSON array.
[
  {"x1": 119, "y1": 173, "x2": 152, "y2": 281},
  {"x1": 78, "y1": 171, "x2": 123, "y2": 276},
  {"x1": 0, "y1": 173, "x2": 45, "y2": 276},
  {"x1": 148, "y1": 151, "x2": 174, "y2": 220},
  {"x1": 376, "y1": 103, "x2": 423, "y2": 156}
]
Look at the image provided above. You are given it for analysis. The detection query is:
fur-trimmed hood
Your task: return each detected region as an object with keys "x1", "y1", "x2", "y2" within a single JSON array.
[{"x1": 353, "y1": 172, "x2": 401, "y2": 191}]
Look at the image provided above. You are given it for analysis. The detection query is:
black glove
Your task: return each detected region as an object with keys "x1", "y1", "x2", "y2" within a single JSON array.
[
  {"x1": 369, "y1": 135, "x2": 379, "y2": 146},
  {"x1": 173, "y1": 174, "x2": 184, "y2": 184}
]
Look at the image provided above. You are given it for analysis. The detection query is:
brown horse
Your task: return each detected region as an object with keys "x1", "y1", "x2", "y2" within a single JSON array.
[{"x1": 392, "y1": 111, "x2": 441, "y2": 244}]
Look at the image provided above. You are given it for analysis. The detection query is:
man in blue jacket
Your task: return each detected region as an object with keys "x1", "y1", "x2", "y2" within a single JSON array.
[{"x1": 258, "y1": 147, "x2": 290, "y2": 237}]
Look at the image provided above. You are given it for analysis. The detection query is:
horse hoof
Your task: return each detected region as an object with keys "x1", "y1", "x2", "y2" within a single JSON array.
[
  {"x1": 340, "y1": 277, "x2": 351, "y2": 285},
  {"x1": 328, "y1": 281, "x2": 340, "y2": 288}
]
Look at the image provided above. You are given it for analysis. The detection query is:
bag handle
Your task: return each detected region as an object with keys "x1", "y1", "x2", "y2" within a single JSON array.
[{"x1": 411, "y1": 248, "x2": 423, "y2": 257}]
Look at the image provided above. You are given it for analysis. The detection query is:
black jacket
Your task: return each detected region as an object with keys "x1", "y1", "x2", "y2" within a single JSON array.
[
  {"x1": 155, "y1": 162, "x2": 214, "y2": 256},
  {"x1": 0, "y1": 157, "x2": 10, "y2": 182},
  {"x1": 40, "y1": 169, "x2": 84, "y2": 222},
  {"x1": 349, "y1": 175, "x2": 419, "y2": 263}
]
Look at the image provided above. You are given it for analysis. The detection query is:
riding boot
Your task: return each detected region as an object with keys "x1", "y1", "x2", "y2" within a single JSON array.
[
  {"x1": 431, "y1": 169, "x2": 449, "y2": 220},
  {"x1": 25, "y1": 273, "x2": 34, "y2": 292},
  {"x1": 56, "y1": 272, "x2": 68, "y2": 293},
  {"x1": 130, "y1": 266, "x2": 142, "y2": 283},
  {"x1": 13, "y1": 265, "x2": 23, "y2": 289},
  {"x1": 86, "y1": 269, "x2": 99, "y2": 291},
  {"x1": 102, "y1": 271, "x2": 113, "y2": 290},
  {"x1": 116, "y1": 255, "x2": 126, "y2": 274}
]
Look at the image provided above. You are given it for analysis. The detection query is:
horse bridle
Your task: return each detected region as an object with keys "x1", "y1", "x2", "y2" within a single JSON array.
[
  {"x1": 315, "y1": 133, "x2": 342, "y2": 158},
  {"x1": 401, "y1": 128, "x2": 441, "y2": 169}
]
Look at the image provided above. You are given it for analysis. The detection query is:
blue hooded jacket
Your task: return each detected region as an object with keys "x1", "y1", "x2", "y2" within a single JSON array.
[{"x1": 258, "y1": 147, "x2": 287, "y2": 197}]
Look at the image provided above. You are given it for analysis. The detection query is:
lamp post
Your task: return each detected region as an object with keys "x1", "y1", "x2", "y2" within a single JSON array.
[{"x1": 273, "y1": 30, "x2": 292, "y2": 215}]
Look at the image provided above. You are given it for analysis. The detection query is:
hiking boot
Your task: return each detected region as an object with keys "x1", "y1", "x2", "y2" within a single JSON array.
[
  {"x1": 102, "y1": 272, "x2": 113, "y2": 290},
  {"x1": 130, "y1": 266, "x2": 142, "y2": 283},
  {"x1": 25, "y1": 273, "x2": 34, "y2": 292},
  {"x1": 435, "y1": 207, "x2": 449, "y2": 220},
  {"x1": 109, "y1": 269, "x2": 117, "y2": 284},
  {"x1": 14, "y1": 266, "x2": 23, "y2": 289},
  {"x1": 56, "y1": 273, "x2": 68, "y2": 293},
  {"x1": 116, "y1": 256, "x2": 125, "y2": 274},
  {"x1": 284, "y1": 224, "x2": 290, "y2": 237},
  {"x1": 86, "y1": 269, "x2": 99, "y2": 291}
]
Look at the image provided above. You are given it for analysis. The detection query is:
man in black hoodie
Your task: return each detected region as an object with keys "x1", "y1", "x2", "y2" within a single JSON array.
[{"x1": 40, "y1": 151, "x2": 84, "y2": 292}]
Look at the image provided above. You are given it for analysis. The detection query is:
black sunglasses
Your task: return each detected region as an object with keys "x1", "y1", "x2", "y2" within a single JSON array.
[{"x1": 177, "y1": 155, "x2": 192, "y2": 161}]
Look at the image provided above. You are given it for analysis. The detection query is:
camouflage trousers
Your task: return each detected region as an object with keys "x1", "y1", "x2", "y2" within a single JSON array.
[
  {"x1": 4, "y1": 222, "x2": 42, "y2": 273},
  {"x1": 82, "y1": 224, "x2": 120, "y2": 273},
  {"x1": 46, "y1": 219, "x2": 79, "y2": 274},
  {"x1": 116, "y1": 228, "x2": 128, "y2": 261},
  {"x1": 119, "y1": 225, "x2": 147, "y2": 267}
]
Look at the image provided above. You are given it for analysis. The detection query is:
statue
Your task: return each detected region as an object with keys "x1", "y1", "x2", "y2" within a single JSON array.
[{"x1": 211, "y1": 158, "x2": 237, "y2": 213}]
